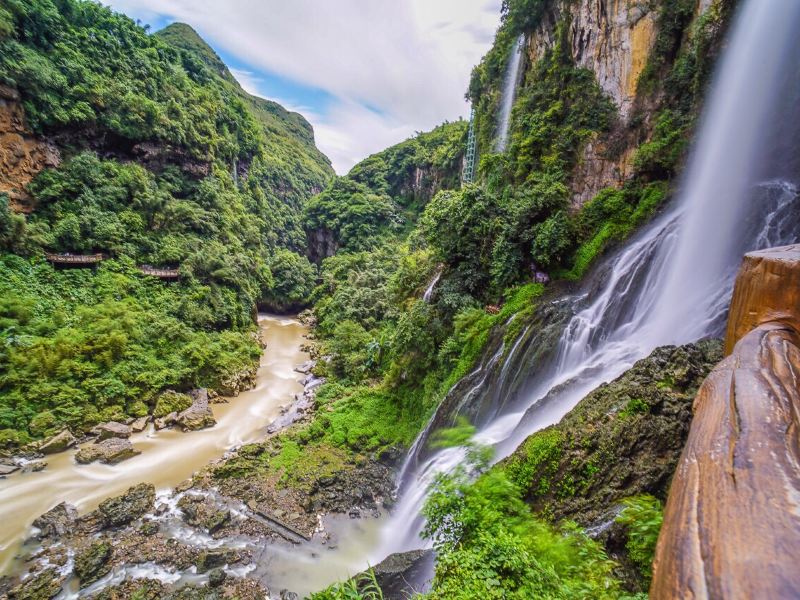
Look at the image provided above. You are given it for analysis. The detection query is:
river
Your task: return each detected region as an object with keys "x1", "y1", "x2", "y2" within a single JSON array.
[{"x1": 0, "y1": 316, "x2": 335, "y2": 583}]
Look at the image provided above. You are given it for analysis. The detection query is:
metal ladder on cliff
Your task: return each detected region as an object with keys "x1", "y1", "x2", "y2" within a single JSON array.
[{"x1": 461, "y1": 108, "x2": 476, "y2": 185}]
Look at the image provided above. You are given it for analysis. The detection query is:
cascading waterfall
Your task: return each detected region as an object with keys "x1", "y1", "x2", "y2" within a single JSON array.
[
  {"x1": 495, "y1": 34, "x2": 525, "y2": 152},
  {"x1": 379, "y1": 0, "x2": 800, "y2": 558},
  {"x1": 422, "y1": 268, "x2": 443, "y2": 303}
]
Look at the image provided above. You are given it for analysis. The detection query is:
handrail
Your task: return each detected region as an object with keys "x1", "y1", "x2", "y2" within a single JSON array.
[
  {"x1": 45, "y1": 253, "x2": 103, "y2": 264},
  {"x1": 651, "y1": 244, "x2": 800, "y2": 598}
]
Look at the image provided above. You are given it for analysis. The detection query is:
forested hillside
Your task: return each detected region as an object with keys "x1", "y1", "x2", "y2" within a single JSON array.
[{"x1": 0, "y1": 0, "x2": 333, "y2": 443}]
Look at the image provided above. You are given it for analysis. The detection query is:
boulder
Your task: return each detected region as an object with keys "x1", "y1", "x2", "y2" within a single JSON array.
[
  {"x1": 74, "y1": 540, "x2": 112, "y2": 587},
  {"x1": 38, "y1": 429, "x2": 76, "y2": 454},
  {"x1": 8, "y1": 567, "x2": 63, "y2": 600},
  {"x1": 175, "y1": 390, "x2": 216, "y2": 431},
  {"x1": 0, "y1": 462, "x2": 19, "y2": 476},
  {"x1": 154, "y1": 411, "x2": 177, "y2": 430},
  {"x1": 32, "y1": 502, "x2": 78, "y2": 539},
  {"x1": 208, "y1": 567, "x2": 227, "y2": 588},
  {"x1": 75, "y1": 438, "x2": 140, "y2": 465},
  {"x1": 91, "y1": 421, "x2": 131, "y2": 440},
  {"x1": 196, "y1": 549, "x2": 228, "y2": 573},
  {"x1": 94, "y1": 483, "x2": 155, "y2": 528},
  {"x1": 130, "y1": 416, "x2": 149, "y2": 433}
]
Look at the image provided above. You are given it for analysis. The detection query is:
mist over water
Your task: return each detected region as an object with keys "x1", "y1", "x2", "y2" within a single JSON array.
[{"x1": 381, "y1": 0, "x2": 800, "y2": 557}]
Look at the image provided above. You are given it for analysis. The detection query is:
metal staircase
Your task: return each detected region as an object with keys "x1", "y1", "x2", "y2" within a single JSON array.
[{"x1": 461, "y1": 108, "x2": 477, "y2": 185}]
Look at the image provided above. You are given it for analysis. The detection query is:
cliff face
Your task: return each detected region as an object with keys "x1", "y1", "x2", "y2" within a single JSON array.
[
  {"x1": 519, "y1": 0, "x2": 729, "y2": 208},
  {"x1": 0, "y1": 85, "x2": 59, "y2": 212}
]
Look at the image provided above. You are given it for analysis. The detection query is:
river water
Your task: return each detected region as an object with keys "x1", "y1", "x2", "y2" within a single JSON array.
[{"x1": 0, "y1": 315, "x2": 309, "y2": 577}]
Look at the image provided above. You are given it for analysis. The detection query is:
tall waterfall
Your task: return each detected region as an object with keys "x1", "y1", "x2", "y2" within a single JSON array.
[
  {"x1": 495, "y1": 34, "x2": 525, "y2": 152},
  {"x1": 379, "y1": 0, "x2": 800, "y2": 556}
]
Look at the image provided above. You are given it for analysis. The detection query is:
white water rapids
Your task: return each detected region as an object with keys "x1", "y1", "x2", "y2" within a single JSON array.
[{"x1": 378, "y1": 0, "x2": 800, "y2": 557}]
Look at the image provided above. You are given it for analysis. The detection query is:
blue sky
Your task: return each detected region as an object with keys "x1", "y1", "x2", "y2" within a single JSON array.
[{"x1": 106, "y1": 0, "x2": 502, "y2": 173}]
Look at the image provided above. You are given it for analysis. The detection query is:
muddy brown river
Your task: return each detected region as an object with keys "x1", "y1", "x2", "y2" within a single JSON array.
[{"x1": 0, "y1": 315, "x2": 388, "y2": 596}]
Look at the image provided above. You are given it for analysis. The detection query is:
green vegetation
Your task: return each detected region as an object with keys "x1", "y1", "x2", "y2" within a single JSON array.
[
  {"x1": 0, "y1": 0, "x2": 333, "y2": 440},
  {"x1": 0, "y1": 256, "x2": 260, "y2": 435},
  {"x1": 310, "y1": 570, "x2": 384, "y2": 600},
  {"x1": 422, "y1": 446, "x2": 624, "y2": 599},
  {"x1": 616, "y1": 495, "x2": 664, "y2": 583}
]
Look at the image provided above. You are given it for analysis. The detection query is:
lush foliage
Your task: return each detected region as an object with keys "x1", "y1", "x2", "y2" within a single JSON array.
[
  {"x1": 422, "y1": 446, "x2": 625, "y2": 599},
  {"x1": 0, "y1": 256, "x2": 260, "y2": 436},
  {"x1": 0, "y1": 0, "x2": 334, "y2": 438},
  {"x1": 616, "y1": 495, "x2": 664, "y2": 583}
]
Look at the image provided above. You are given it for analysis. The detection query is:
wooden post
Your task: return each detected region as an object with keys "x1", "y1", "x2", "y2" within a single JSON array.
[{"x1": 651, "y1": 244, "x2": 800, "y2": 599}]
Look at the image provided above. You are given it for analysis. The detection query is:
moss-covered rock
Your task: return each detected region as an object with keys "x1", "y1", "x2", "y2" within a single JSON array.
[
  {"x1": 7, "y1": 568, "x2": 63, "y2": 600},
  {"x1": 153, "y1": 391, "x2": 193, "y2": 418},
  {"x1": 74, "y1": 540, "x2": 112, "y2": 586},
  {"x1": 498, "y1": 339, "x2": 722, "y2": 591},
  {"x1": 94, "y1": 483, "x2": 156, "y2": 528}
]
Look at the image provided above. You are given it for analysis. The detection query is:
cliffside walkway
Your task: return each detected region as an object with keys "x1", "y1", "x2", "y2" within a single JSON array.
[
  {"x1": 138, "y1": 266, "x2": 180, "y2": 279},
  {"x1": 651, "y1": 245, "x2": 800, "y2": 599},
  {"x1": 45, "y1": 253, "x2": 103, "y2": 265}
]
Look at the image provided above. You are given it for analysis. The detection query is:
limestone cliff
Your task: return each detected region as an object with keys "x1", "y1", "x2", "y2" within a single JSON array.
[
  {"x1": 0, "y1": 85, "x2": 59, "y2": 212},
  {"x1": 516, "y1": 0, "x2": 732, "y2": 207}
]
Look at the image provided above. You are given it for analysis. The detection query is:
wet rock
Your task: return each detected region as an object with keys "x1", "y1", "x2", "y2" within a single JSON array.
[
  {"x1": 8, "y1": 567, "x2": 63, "y2": 600},
  {"x1": 32, "y1": 502, "x2": 78, "y2": 539},
  {"x1": 0, "y1": 462, "x2": 19, "y2": 475},
  {"x1": 195, "y1": 550, "x2": 227, "y2": 573},
  {"x1": 21, "y1": 460, "x2": 47, "y2": 473},
  {"x1": 294, "y1": 360, "x2": 315, "y2": 374},
  {"x1": 175, "y1": 390, "x2": 216, "y2": 431},
  {"x1": 364, "y1": 549, "x2": 434, "y2": 599},
  {"x1": 75, "y1": 438, "x2": 140, "y2": 465},
  {"x1": 154, "y1": 412, "x2": 178, "y2": 430},
  {"x1": 177, "y1": 494, "x2": 230, "y2": 534},
  {"x1": 91, "y1": 421, "x2": 132, "y2": 440},
  {"x1": 38, "y1": 429, "x2": 76, "y2": 454},
  {"x1": 138, "y1": 519, "x2": 159, "y2": 536},
  {"x1": 130, "y1": 416, "x2": 150, "y2": 433},
  {"x1": 94, "y1": 483, "x2": 156, "y2": 528},
  {"x1": 208, "y1": 568, "x2": 227, "y2": 588},
  {"x1": 74, "y1": 540, "x2": 112, "y2": 587},
  {"x1": 279, "y1": 590, "x2": 299, "y2": 600}
]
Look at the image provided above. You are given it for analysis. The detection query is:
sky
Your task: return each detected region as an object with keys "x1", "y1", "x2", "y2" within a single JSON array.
[{"x1": 105, "y1": 0, "x2": 503, "y2": 174}]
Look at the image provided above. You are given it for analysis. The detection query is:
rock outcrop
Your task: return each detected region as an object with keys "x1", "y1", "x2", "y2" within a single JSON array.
[
  {"x1": 652, "y1": 245, "x2": 800, "y2": 599},
  {"x1": 38, "y1": 429, "x2": 77, "y2": 454},
  {"x1": 174, "y1": 389, "x2": 216, "y2": 431},
  {"x1": 75, "y1": 438, "x2": 140, "y2": 465},
  {"x1": 0, "y1": 85, "x2": 60, "y2": 212},
  {"x1": 93, "y1": 483, "x2": 155, "y2": 528},
  {"x1": 32, "y1": 502, "x2": 78, "y2": 539},
  {"x1": 91, "y1": 421, "x2": 132, "y2": 440}
]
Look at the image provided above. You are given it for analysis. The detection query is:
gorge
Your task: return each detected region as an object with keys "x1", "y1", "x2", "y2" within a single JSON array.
[{"x1": 1, "y1": 0, "x2": 800, "y2": 598}]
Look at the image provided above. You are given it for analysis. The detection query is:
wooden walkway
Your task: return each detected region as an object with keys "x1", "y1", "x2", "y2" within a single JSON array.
[
  {"x1": 138, "y1": 266, "x2": 180, "y2": 279},
  {"x1": 46, "y1": 253, "x2": 103, "y2": 265}
]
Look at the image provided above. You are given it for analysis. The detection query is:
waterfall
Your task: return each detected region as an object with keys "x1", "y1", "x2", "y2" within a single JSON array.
[
  {"x1": 379, "y1": 0, "x2": 800, "y2": 557},
  {"x1": 422, "y1": 268, "x2": 442, "y2": 303},
  {"x1": 495, "y1": 34, "x2": 525, "y2": 153}
]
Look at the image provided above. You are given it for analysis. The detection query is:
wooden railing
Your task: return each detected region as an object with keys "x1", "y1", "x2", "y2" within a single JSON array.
[
  {"x1": 651, "y1": 245, "x2": 800, "y2": 599},
  {"x1": 138, "y1": 266, "x2": 180, "y2": 279},
  {"x1": 45, "y1": 253, "x2": 103, "y2": 264}
]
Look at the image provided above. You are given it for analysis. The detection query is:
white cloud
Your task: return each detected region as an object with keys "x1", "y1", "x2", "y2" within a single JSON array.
[{"x1": 107, "y1": 0, "x2": 502, "y2": 173}]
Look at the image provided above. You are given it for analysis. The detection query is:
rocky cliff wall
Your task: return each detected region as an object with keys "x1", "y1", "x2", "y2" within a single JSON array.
[
  {"x1": 524, "y1": 0, "x2": 726, "y2": 208},
  {"x1": 0, "y1": 85, "x2": 60, "y2": 213}
]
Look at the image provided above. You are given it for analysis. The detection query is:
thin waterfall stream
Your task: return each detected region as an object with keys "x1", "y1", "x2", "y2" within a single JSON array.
[{"x1": 495, "y1": 34, "x2": 525, "y2": 152}]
